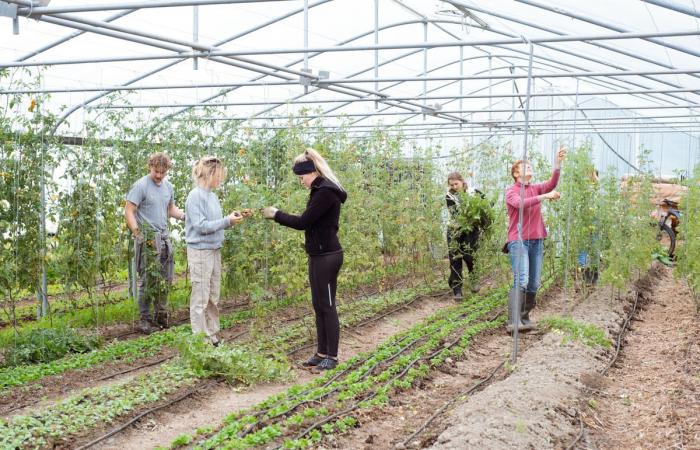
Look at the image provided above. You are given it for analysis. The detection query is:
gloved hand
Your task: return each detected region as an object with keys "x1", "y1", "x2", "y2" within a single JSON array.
[
  {"x1": 262, "y1": 206, "x2": 278, "y2": 219},
  {"x1": 133, "y1": 229, "x2": 145, "y2": 245}
]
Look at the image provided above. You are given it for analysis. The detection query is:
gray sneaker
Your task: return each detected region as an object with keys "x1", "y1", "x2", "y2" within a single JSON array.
[{"x1": 137, "y1": 319, "x2": 158, "y2": 334}]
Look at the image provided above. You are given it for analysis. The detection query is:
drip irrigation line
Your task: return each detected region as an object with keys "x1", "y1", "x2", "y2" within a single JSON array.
[
  {"x1": 565, "y1": 274, "x2": 647, "y2": 450},
  {"x1": 400, "y1": 359, "x2": 507, "y2": 447},
  {"x1": 73, "y1": 380, "x2": 218, "y2": 450},
  {"x1": 93, "y1": 354, "x2": 177, "y2": 382},
  {"x1": 602, "y1": 286, "x2": 642, "y2": 375},
  {"x1": 247, "y1": 302, "x2": 499, "y2": 442},
  {"x1": 278, "y1": 311, "x2": 503, "y2": 449},
  {"x1": 70, "y1": 283, "x2": 447, "y2": 448},
  {"x1": 565, "y1": 409, "x2": 585, "y2": 450},
  {"x1": 285, "y1": 289, "x2": 447, "y2": 356},
  {"x1": 1, "y1": 398, "x2": 40, "y2": 416}
]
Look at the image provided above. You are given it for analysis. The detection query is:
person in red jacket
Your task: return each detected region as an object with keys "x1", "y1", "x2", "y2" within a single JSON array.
[
  {"x1": 263, "y1": 149, "x2": 347, "y2": 372},
  {"x1": 505, "y1": 147, "x2": 566, "y2": 331}
]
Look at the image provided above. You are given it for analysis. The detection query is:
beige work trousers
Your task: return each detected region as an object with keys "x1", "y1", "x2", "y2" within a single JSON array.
[{"x1": 187, "y1": 247, "x2": 222, "y2": 343}]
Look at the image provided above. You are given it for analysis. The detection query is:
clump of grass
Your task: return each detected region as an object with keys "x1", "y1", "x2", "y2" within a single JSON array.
[
  {"x1": 1, "y1": 326, "x2": 103, "y2": 367},
  {"x1": 176, "y1": 333, "x2": 291, "y2": 385},
  {"x1": 539, "y1": 316, "x2": 612, "y2": 349}
]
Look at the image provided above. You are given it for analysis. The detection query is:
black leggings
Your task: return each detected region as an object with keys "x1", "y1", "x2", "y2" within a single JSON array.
[
  {"x1": 447, "y1": 234, "x2": 478, "y2": 290},
  {"x1": 308, "y1": 251, "x2": 343, "y2": 358}
]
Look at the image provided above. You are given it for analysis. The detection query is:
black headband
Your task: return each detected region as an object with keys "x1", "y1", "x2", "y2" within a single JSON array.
[{"x1": 292, "y1": 160, "x2": 316, "y2": 175}]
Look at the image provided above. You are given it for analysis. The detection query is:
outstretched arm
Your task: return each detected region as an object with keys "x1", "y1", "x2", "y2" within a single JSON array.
[{"x1": 274, "y1": 190, "x2": 336, "y2": 230}]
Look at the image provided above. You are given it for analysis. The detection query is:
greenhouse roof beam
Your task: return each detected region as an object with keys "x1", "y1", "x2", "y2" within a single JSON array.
[
  {"x1": 93, "y1": 102, "x2": 700, "y2": 112},
  {"x1": 106, "y1": 49, "x2": 678, "y2": 113},
  {"x1": 39, "y1": 12, "x2": 319, "y2": 80},
  {"x1": 367, "y1": 128, "x2": 700, "y2": 138},
  {"x1": 4, "y1": 15, "x2": 684, "y2": 122},
  {"x1": 444, "y1": 1, "x2": 700, "y2": 103},
  {"x1": 11, "y1": 5, "x2": 499, "y2": 124},
  {"x1": 15, "y1": 9, "x2": 136, "y2": 62},
  {"x1": 43, "y1": 0, "x2": 331, "y2": 134},
  {"x1": 16, "y1": 83, "x2": 700, "y2": 98},
  {"x1": 7, "y1": 28, "x2": 700, "y2": 67},
  {"x1": 188, "y1": 112, "x2": 700, "y2": 124},
  {"x1": 13, "y1": 0, "x2": 296, "y2": 15},
  {"x1": 516, "y1": 0, "x2": 700, "y2": 61},
  {"x1": 30, "y1": 16, "x2": 312, "y2": 84},
  {"x1": 642, "y1": 0, "x2": 700, "y2": 19},
  {"x1": 314, "y1": 68, "x2": 700, "y2": 84},
  {"x1": 216, "y1": 122, "x2": 700, "y2": 133}
]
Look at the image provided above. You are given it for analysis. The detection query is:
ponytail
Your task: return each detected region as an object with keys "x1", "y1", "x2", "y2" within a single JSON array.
[{"x1": 293, "y1": 148, "x2": 345, "y2": 191}]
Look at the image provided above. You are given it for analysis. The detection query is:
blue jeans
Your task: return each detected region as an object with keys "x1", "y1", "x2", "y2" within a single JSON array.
[{"x1": 507, "y1": 239, "x2": 544, "y2": 294}]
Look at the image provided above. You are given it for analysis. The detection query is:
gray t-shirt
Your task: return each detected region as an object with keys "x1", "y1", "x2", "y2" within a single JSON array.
[
  {"x1": 185, "y1": 186, "x2": 230, "y2": 249},
  {"x1": 126, "y1": 175, "x2": 174, "y2": 233}
]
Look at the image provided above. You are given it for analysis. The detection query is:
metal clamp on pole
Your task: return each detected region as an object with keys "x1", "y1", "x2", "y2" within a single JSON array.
[
  {"x1": 420, "y1": 103, "x2": 442, "y2": 115},
  {"x1": 0, "y1": 1, "x2": 19, "y2": 34},
  {"x1": 312, "y1": 70, "x2": 330, "y2": 88},
  {"x1": 299, "y1": 68, "x2": 314, "y2": 87}
]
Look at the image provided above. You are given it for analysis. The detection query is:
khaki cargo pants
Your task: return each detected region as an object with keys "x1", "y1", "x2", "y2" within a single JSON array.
[{"x1": 187, "y1": 247, "x2": 222, "y2": 343}]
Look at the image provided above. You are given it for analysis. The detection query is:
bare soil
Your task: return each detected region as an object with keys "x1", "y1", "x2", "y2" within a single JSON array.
[
  {"x1": 329, "y1": 282, "x2": 567, "y2": 450},
  {"x1": 323, "y1": 265, "x2": 699, "y2": 450},
  {"x1": 0, "y1": 278, "x2": 413, "y2": 417},
  {"x1": 82, "y1": 294, "x2": 455, "y2": 450},
  {"x1": 583, "y1": 267, "x2": 700, "y2": 450}
]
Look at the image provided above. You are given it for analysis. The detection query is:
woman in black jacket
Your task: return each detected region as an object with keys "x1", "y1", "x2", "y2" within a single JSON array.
[{"x1": 263, "y1": 149, "x2": 347, "y2": 371}]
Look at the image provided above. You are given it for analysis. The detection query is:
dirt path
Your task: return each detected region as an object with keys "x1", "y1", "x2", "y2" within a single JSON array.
[
  {"x1": 329, "y1": 283, "x2": 569, "y2": 450},
  {"x1": 91, "y1": 294, "x2": 455, "y2": 450},
  {"x1": 584, "y1": 267, "x2": 700, "y2": 450},
  {"x1": 423, "y1": 274, "x2": 637, "y2": 450}
]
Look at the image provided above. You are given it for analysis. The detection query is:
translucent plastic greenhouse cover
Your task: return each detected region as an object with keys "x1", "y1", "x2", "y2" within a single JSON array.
[{"x1": 2, "y1": 0, "x2": 700, "y2": 175}]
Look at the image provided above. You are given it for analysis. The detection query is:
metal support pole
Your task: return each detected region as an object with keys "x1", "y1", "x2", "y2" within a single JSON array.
[
  {"x1": 563, "y1": 78, "x2": 579, "y2": 312},
  {"x1": 38, "y1": 143, "x2": 48, "y2": 318},
  {"x1": 193, "y1": 5, "x2": 199, "y2": 70},
  {"x1": 374, "y1": 0, "x2": 379, "y2": 109},
  {"x1": 303, "y1": 0, "x2": 309, "y2": 94},
  {"x1": 513, "y1": 41, "x2": 535, "y2": 364},
  {"x1": 423, "y1": 20, "x2": 428, "y2": 109},
  {"x1": 459, "y1": 45, "x2": 464, "y2": 126},
  {"x1": 488, "y1": 54, "x2": 493, "y2": 121}
]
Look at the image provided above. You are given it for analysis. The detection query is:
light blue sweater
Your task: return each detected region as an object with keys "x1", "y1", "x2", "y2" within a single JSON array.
[{"x1": 184, "y1": 186, "x2": 231, "y2": 249}]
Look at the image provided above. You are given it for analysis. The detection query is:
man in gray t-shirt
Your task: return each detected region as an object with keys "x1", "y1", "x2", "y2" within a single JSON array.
[{"x1": 125, "y1": 153, "x2": 185, "y2": 334}]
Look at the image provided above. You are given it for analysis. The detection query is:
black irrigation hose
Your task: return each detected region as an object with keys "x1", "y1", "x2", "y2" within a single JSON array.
[
  {"x1": 272, "y1": 314, "x2": 505, "y2": 449},
  {"x1": 93, "y1": 354, "x2": 177, "y2": 382},
  {"x1": 284, "y1": 290, "x2": 449, "y2": 356},
  {"x1": 565, "y1": 409, "x2": 585, "y2": 450},
  {"x1": 400, "y1": 359, "x2": 506, "y2": 447},
  {"x1": 240, "y1": 311, "x2": 457, "y2": 439},
  {"x1": 75, "y1": 286, "x2": 441, "y2": 446},
  {"x1": 566, "y1": 279, "x2": 646, "y2": 449},
  {"x1": 73, "y1": 380, "x2": 218, "y2": 450},
  {"x1": 112, "y1": 300, "x2": 251, "y2": 340},
  {"x1": 602, "y1": 288, "x2": 642, "y2": 376},
  {"x1": 1, "y1": 398, "x2": 41, "y2": 416}
]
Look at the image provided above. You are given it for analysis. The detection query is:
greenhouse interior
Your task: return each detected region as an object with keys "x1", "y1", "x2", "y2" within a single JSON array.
[{"x1": 0, "y1": 1, "x2": 699, "y2": 449}]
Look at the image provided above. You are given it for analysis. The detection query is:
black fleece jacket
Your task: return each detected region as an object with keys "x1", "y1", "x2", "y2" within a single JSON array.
[{"x1": 274, "y1": 177, "x2": 348, "y2": 256}]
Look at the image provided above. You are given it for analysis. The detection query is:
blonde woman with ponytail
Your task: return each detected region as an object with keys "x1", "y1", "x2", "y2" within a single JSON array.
[
  {"x1": 263, "y1": 149, "x2": 347, "y2": 371},
  {"x1": 185, "y1": 156, "x2": 250, "y2": 345}
]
